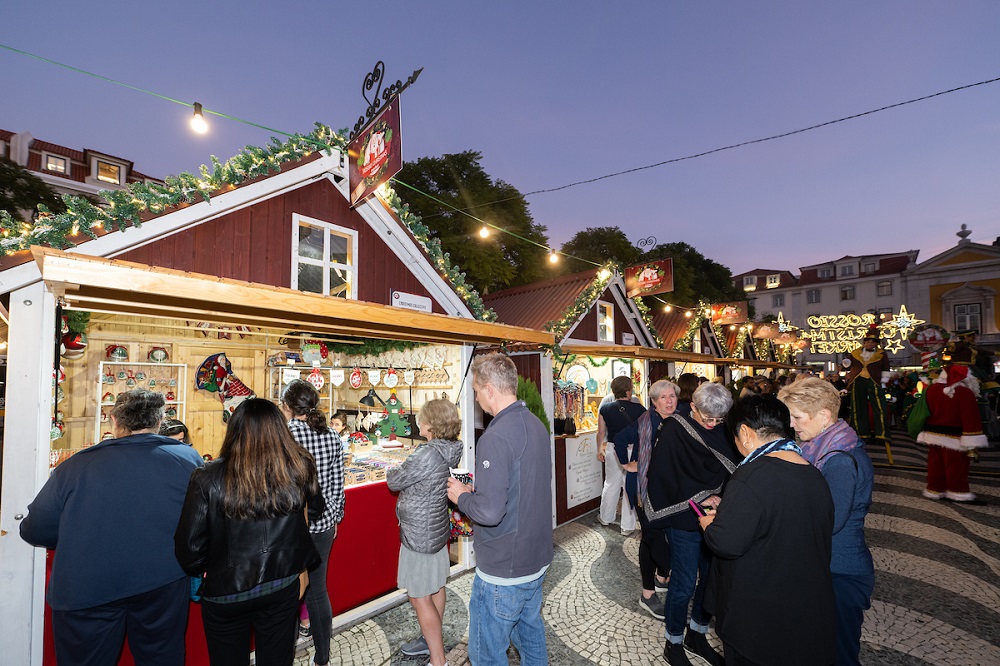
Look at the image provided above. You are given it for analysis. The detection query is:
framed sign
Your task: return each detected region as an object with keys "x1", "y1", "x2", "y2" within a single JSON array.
[{"x1": 348, "y1": 100, "x2": 402, "y2": 206}]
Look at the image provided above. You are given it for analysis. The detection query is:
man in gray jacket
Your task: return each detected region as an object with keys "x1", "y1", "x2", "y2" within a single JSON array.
[{"x1": 448, "y1": 353, "x2": 553, "y2": 666}]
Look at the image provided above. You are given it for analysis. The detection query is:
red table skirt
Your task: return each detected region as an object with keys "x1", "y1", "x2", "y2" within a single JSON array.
[{"x1": 43, "y1": 481, "x2": 401, "y2": 664}]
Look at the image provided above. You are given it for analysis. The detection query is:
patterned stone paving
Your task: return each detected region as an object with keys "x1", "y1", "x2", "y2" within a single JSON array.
[{"x1": 294, "y1": 428, "x2": 999, "y2": 665}]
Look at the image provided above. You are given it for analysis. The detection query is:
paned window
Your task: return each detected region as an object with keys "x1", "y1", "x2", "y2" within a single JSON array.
[
  {"x1": 292, "y1": 214, "x2": 358, "y2": 299},
  {"x1": 818, "y1": 267, "x2": 833, "y2": 278},
  {"x1": 877, "y1": 280, "x2": 892, "y2": 297},
  {"x1": 864, "y1": 262, "x2": 876, "y2": 273},
  {"x1": 839, "y1": 264, "x2": 855, "y2": 277},
  {"x1": 807, "y1": 289, "x2": 821, "y2": 304},
  {"x1": 955, "y1": 303, "x2": 981, "y2": 332},
  {"x1": 840, "y1": 286, "x2": 855, "y2": 301},
  {"x1": 766, "y1": 274, "x2": 780, "y2": 287},
  {"x1": 772, "y1": 294, "x2": 785, "y2": 307},
  {"x1": 597, "y1": 302, "x2": 614, "y2": 342},
  {"x1": 45, "y1": 155, "x2": 67, "y2": 173}
]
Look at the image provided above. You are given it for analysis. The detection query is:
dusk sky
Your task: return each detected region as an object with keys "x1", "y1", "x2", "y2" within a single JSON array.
[{"x1": 2, "y1": 2, "x2": 998, "y2": 277}]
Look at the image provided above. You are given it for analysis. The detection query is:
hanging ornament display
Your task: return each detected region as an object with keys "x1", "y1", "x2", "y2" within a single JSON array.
[
  {"x1": 367, "y1": 369, "x2": 382, "y2": 386},
  {"x1": 61, "y1": 331, "x2": 88, "y2": 360},
  {"x1": 349, "y1": 367, "x2": 363, "y2": 389},
  {"x1": 106, "y1": 344, "x2": 128, "y2": 362},
  {"x1": 402, "y1": 370, "x2": 416, "y2": 385},
  {"x1": 195, "y1": 352, "x2": 257, "y2": 422},
  {"x1": 148, "y1": 347, "x2": 169, "y2": 363},
  {"x1": 330, "y1": 368, "x2": 345, "y2": 387},
  {"x1": 384, "y1": 368, "x2": 399, "y2": 388},
  {"x1": 307, "y1": 367, "x2": 326, "y2": 391}
]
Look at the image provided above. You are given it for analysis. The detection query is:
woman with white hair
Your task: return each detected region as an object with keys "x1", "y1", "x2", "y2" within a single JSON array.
[{"x1": 646, "y1": 382, "x2": 739, "y2": 666}]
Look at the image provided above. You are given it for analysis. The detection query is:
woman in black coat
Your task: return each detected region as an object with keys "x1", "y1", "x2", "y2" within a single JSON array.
[{"x1": 699, "y1": 396, "x2": 836, "y2": 666}]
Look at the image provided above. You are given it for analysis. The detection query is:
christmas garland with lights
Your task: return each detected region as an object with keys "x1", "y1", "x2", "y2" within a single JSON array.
[
  {"x1": 632, "y1": 296, "x2": 666, "y2": 348},
  {"x1": 0, "y1": 122, "x2": 497, "y2": 322},
  {"x1": 543, "y1": 268, "x2": 615, "y2": 340},
  {"x1": 673, "y1": 301, "x2": 710, "y2": 352}
]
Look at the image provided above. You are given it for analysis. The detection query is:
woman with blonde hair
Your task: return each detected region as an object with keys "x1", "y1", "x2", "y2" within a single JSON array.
[
  {"x1": 175, "y1": 398, "x2": 323, "y2": 666},
  {"x1": 387, "y1": 399, "x2": 463, "y2": 666},
  {"x1": 778, "y1": 377, "x2": 874, "y2": 666}
]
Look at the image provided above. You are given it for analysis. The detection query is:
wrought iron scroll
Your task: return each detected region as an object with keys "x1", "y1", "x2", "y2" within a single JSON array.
[
  {"x1": 637, "y1": 236, "x2": 657, "y2": 250},
  {"x1": 349, "y1": 61, "x2": 424, "y2": 141}
]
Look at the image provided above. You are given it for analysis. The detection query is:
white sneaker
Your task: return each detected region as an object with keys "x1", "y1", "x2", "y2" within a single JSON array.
[{"x1": 597, "y1": 516, "x2": 613, "y2": 526}]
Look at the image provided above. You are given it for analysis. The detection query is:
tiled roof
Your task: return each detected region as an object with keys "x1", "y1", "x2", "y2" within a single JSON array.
[{"x1": 482, "y1": 269, "x2": 600, "y2": 332}]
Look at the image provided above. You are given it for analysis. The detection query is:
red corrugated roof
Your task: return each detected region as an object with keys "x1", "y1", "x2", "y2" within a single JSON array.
[
  {"x1": 482, "y1": 269, "x2": 600, "y2": 331},
  {"x1": 650, "y1": 308, "x2": 695, "y2": 349}
]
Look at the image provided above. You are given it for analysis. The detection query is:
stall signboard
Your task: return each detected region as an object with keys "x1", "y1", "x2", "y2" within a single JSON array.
[
  {"x1": 565, "y1": 432, "x2": 603, "y2": 509},
  {"x1": 805, "y1": 305, "x2": 923, "y2": 355},
  {"x1": 348, "y1": 100, "x2": 402, "y2": 206},
  {"x1": 711, "y1": 301, "x2": 748, "y2": 325},
  {"x1": 391, "y1": 290, "x2": 432, "y2": 313},
  {"x1": 624, "y1": 259, "x2": 674, "y2": 297},
  {"x1": 907, "y1": 323, "x2": 950, "y2": 353}
]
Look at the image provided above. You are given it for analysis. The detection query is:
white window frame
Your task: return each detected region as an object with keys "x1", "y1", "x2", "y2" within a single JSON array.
[
  {"x1": 839, "y1": 264, "x2": 855, "y2": 277},
  {"x1": 766, "y1": 274, "x2": 781, "y2": 288},
  {"x1": 864, "y1": 262, "x2": 876, "y2": 273},
  {"x1": 818, "y1": 267, "x2": 833, "y2": 279},
  {"x1": 291, "y1": 213, "x2": 359, "y2": 300},
  {"x1": 840, "y1": 286, "x2": 855, "y2": 301},
  {"x1": 772, "y1": 294, "x2": 785, "y2": 308},
  {"x1": 93, "y1": 158, "x2": 123, "y2": 185},
  {"x1": 806, "y1": 289, "x2": 821, "y2": 304},
  {"x1": 954, "y1": 303, "x2": 982, "y2": 332},
  {"x1": 877, "y1": 280, "x2": 892, "y2": 297},
  {"x1": 43, "y1": 153, "x2": 68, "y2": 175},
  {"x1": 597, "y1": 300, "x2": 615, "y2": 343},
  {"x1": 743, "y1": 275, "x2": 757, "y2": 287}
]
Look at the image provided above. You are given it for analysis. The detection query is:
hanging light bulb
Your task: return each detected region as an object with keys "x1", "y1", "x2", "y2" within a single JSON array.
[
  {"x1": 548, "y1": 249, "x2": 559, "y2": 264},
  {"x1": 479, "y1": 225, "x2": 490, "y2": 238},
  {"x1": 664, "y1": 305, "x2": 672, "y2": 313},
  {"x1": 685, "y1": 311, "x2": 693, "y2": 318},
  {"x1": 190, "y1": 103, "x2": 208, "y2": 134},
  {"x1": 598, "y1": 268, "x2": 611, "y2": 280}
]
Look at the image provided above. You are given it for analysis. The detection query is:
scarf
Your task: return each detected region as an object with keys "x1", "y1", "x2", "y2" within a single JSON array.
[
  {"x1": 636, "y1": 410, "x2": 654, "y2": 502},
  {"x1": 799, "y1": 418, "x2": 862, "y2": 471},
  {"x1": 738, "y1": 437, "x2": 802, "y2": 468}
]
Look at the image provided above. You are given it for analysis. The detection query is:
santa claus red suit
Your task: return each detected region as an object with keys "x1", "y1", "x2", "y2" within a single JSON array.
[{"x1": 916, "y1": 365, "x2": 988, "y2": 502}]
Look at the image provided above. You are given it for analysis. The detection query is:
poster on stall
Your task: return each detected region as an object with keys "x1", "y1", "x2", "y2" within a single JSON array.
[
  {"x1": 566, "y1": 432, "x2": 603, "y2": 509},
  {"x1": 624, "y1": 259, "x2": 674, "y2": 297},
  {"x1": 711, "y1": 301, "x2": 749, "y2": 325},
  {"x1": 348, "y1": 100, "x2": 403, "y2": 206}
]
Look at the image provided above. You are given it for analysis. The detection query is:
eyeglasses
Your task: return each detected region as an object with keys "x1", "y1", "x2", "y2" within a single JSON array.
[{"x1": 702, "y1": 417, "x2": 725, "y2": 426}]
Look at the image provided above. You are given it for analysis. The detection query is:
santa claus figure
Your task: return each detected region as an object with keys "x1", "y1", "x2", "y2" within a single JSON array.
[{"x1": 916, "y1": 365, "x2": 989, "y2": 503}]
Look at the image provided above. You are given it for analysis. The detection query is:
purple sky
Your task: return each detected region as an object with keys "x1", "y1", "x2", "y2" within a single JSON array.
[{"x1": 2, "y1": 2, "x2": 998, "y2": 276}]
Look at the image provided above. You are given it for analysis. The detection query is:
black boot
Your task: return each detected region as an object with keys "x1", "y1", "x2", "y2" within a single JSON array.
[
  {"x1": 683, "y1": 630, "x2": 724, "y2": 666},
  {"x1": 664, "y1": 641, "x2": 693, "y2": 665}
]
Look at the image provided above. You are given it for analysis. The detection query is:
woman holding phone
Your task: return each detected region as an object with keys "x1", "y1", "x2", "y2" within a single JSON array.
[{"x1": 699, "y1": 395, "x2": 835, "y2": 665}]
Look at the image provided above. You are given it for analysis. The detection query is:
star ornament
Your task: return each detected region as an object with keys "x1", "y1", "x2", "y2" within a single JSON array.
[
  {"x1": 775, "y1": 312, "x2": 799, "y2": 334},
  {"x1": 888, "y1": 305, "x2": 924, "y2": 337}
]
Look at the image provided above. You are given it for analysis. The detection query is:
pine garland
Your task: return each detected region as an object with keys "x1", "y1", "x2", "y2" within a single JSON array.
[{"x1": 543, "y1": 268, "x2": 615, "y2": 340}]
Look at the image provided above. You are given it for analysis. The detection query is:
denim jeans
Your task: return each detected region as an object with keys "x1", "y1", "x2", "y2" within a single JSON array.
[
  {"x1": 468, "y1": 573, "x2": 548, "y2": 666},
  {"x1": 664, "y1": 527, "x2": 712, "y2": 640}
]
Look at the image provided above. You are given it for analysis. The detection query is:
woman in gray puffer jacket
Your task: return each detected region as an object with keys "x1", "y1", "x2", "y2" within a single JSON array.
[{"x1": 386, "y1": 399, "x2": 463, "y2": 666}]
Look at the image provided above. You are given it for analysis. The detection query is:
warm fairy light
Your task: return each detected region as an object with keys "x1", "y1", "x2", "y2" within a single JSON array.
[
  {"x1": 730, "y1": 325, "x2": 736, "y2": 330},
  {"x1": 685, "y1": 311, "x2": 693, "y2": 318},
  {"x1": 191, "y1": 103, "x2": 208, "y2": 134},
  {"x1": 548, "y1": 250, "x2": 559, "y2": 264},
  {"x1": 664, "y1": 305, "x2": 672, "y2": 313},
  {"x1": 479, "y1": 225, "x2": 490, "y2": 238},
  {"x1": 598, "y1": 268, "x2": 611, "y2": 280}
]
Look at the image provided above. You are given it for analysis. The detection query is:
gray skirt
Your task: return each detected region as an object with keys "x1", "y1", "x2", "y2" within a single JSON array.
[{"x1": 397, "y1": 544, "x2": 449, "y2": 598}]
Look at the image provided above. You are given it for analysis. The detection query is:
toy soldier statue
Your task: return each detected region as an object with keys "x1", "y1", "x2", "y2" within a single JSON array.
[{"x1": 847, "y1": 326, "x2": 892, "y2": 445}]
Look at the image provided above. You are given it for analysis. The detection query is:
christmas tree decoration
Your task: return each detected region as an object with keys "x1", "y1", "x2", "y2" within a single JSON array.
[{"x1": 377, "y1": 390, "x2": 411, "y2": 442}]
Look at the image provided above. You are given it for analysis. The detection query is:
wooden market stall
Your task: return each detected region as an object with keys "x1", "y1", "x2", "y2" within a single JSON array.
[
  {"x1": 0, "y1": 150, "x2": 553, "y2": 666},
  {"x1": 482, "y1": 269, "x2": 665, "y2": 525}
]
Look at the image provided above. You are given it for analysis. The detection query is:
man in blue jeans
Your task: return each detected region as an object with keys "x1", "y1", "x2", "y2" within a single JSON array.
[{"x1": 448, "y1": 353, "x2": 553, "y2": 666}]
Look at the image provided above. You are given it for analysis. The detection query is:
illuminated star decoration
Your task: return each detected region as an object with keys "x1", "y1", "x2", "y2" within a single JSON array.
[
  {"x1": 882, "y1": 305, "x2": 925, "y2": 353},
  {"x1": 774, "y1": 312, "x2": 806, "y2": 357}
]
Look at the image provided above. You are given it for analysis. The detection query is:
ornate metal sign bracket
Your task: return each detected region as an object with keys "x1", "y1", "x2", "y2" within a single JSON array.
[{"x1": 349, "y1": 61, "x2": 423, "y2": 141}]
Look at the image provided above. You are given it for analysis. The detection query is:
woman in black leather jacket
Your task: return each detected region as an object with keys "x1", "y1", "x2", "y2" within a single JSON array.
[{"x1": 175, "y1": 398, "x2": 322, "y2": 666}]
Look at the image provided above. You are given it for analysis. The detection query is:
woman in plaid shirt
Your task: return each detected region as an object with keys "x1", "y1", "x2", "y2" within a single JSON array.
[{"x1": 281, "y1": 380, "x2": 345, "y2": 666}]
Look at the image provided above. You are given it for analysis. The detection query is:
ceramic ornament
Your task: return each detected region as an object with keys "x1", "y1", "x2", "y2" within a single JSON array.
[
  {"x1": 307, "y1": 367, "x2": 326, "y2": 391},
  {"x1": 106, "y1": 344, "x2": 128, "y2": 362},
  {"x1": 384, "y1": 368, "x2": 399, "y2": 388},
  {"x1": 349, "y1": 367, "x2": 364, "y2": 389},
  {"x1": 367, "y1": 369, "x2": 382, "y2": 386}
]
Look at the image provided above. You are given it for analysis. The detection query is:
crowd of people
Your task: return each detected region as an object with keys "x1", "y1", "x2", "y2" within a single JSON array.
[{"x1": 17, "y1": 344, "x2": 991, "y2": 665}]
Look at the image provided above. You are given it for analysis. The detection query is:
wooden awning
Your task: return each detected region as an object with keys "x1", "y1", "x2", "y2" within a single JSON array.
[
  {"x1": 558, "y1": 341, "x2": 721, "y2": 364},
  {"x1": 32, "y1": 247, "x2": 554, "y2": 347}
]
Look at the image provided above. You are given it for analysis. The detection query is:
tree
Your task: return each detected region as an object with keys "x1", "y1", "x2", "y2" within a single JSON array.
[
  {"x1": 0, "y1": 157, "x2": 66, "y2": 221},
  {"x1": 639, "y1": 241, "x2": 744, "y2": 308},
  {"x1": 557, "y1": 226, "x2": 642, "y2": 275},
  {"x1": 393, "y1": 151, "x2": 549, "y2": 294}
]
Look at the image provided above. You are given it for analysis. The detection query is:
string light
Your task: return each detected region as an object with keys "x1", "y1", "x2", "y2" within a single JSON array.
[
  {"x1": 598, "y1": 268, "x2": 611, "y2": 280},
  {"x1": 548, "y1": 250, "x2": 559, "y2": 264},
  {"x1": 478, "y1": 225, "x2": 490, "y2": 238},
  {"x1": 664, "y1": 305, "x2": 672, "y2": 313},
  {"x1": 685, "y1": 311, "x2": 693, "y2": 318},
  {"x1": 190, "y1": 103, "x2": 208, "y2": 134}
]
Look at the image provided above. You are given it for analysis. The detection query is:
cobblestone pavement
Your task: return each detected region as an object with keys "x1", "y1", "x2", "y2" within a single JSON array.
[{"x1": 295, "y1": 428, "x2": 999, "y2": 665}]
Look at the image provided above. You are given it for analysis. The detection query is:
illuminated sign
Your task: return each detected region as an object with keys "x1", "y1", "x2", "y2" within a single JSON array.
[{"x1": 805, "y1": 305, "x2": 924, "y2": 354}]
